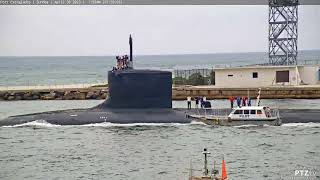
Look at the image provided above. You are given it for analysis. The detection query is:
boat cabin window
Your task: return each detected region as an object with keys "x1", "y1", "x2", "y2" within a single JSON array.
[
  {"x1": 257, "y1": 110, "x2": 262, "y2": 114},
  {"x1": 250, "y1": 110, "x2": 256, "y2": 114},
  {"x1": 234, "y1": 110, "x2": 243, "y2": 114},
  {"x1": 244, "y1": 110, "x2": 250, "y2": 114}
]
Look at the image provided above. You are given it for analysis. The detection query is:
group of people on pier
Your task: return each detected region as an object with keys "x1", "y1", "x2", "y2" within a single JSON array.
[
  {"x1": 186, "y1": 96, "x2": 252, "y2": 109},
  {"x1": 187, "y1": 96, "x2": 210, "y2": 109},
  {"x1": 113, "y1": 55, "x2": 131, "y2": 71},
  {"x1": 228, "y1": 96, "x2": 252, "y2": 108}
]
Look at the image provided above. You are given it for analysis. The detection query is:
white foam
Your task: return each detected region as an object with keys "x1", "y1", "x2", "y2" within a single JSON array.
[
  {"x1": 3, "y1": 120, "x2": 61, "y2": 128},
  {"x1": 234, "y1": 124, "x2": 259, "y2": 128},
  {"x1": 80, "y1": 122, "x2": 188, "y2": 127},
  {"x1": 281, "y1": 123, "x2": 320, "y2": 127},
  {"x1": 190, "y1": 120, "x2": 207, "y2": 125},
  {"x1": 2, "y1": 121, "x2": 207, "y2": 128}
]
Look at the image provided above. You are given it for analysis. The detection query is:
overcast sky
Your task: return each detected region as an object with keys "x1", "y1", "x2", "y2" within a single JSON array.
[{"x1": 0, "y1": 5, "x2": 319, "y2": 56}]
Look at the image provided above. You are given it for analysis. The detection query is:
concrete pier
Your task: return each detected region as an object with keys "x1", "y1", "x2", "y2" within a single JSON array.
[
  {"x1": 1, "y1": 85, "x2": 320, "y2": 101},
  {"x1": 173, "y1": 85, "x2": 320, "y2": 99}
]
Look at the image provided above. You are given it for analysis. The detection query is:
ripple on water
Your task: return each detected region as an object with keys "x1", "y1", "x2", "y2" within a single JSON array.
[
  {"x1": 257, "y1": 143, "x2": 274, "y2": 148},
  {"x1": 281, "y1": 123, "x2": 320, "y2": 128},
  {"x1": 1, "y1": 120, "x2": 319, "y2": 179}
]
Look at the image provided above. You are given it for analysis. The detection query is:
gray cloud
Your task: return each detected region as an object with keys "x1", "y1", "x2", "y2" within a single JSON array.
[{"x1": 0, "y1": 5, "x2": 319, "y2": 56}]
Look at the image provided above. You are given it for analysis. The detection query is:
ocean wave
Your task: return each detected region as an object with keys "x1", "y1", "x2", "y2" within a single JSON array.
[
  {"x1": 3, "y1": 120, "x2": 61, "y2": 128},
  {"x1": 281, "y1": 123, "x2": 320, "y2": 127},
  {"x1": 1, "y1": 120, "x2": 208, "y2": 128},
  {"x1": 190, "y1": 120, "x2": 207, "y2": 125},
  {"x1": 234, "y1": 124, "x2": 259, "y2": 128}
]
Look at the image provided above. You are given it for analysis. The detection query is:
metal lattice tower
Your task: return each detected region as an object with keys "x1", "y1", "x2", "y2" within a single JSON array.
[{"x1": 269, "y1": 0, "x2": 299, "y2": 65}]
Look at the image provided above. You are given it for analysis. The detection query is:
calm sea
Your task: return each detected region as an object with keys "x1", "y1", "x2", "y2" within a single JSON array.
[{"x1": 1, "y1": 50, "x2": 320, "y2": 86}]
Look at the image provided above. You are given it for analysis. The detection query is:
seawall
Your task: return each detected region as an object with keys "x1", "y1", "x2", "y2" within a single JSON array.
[
  {"x1": 1, "y1": 85, "x2": 320, "y2": 101},
  {"x1": 0, "y1": 87, "x2": 108, "y2": 101},
  {"x1": 173, "y1": 85, "x2": 320, "y2": 99}
]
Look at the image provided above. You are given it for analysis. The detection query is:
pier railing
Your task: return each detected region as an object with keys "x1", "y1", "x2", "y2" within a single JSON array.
[
  {"x1": 303, "y1": 60, "x2": 320, "y2": 65},
  {"x1": 196, "y1": 108, "x2": 232, "y2": 117},
  {"x1": 173, "y1": 68, "x2": 212, "y2": 79}
]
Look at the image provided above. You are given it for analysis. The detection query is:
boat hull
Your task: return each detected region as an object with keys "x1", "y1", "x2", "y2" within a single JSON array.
[{"x1": 188, "y1": 115, "x2": 281, "y2": 126}]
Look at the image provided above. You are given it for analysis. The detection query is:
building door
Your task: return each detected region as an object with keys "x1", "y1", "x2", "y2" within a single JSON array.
[{"x1": 276, "y1": 70, "x2": 289, "y2": 83}]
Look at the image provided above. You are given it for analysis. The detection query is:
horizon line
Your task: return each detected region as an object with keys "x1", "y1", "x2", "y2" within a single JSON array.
[{"x1": 0, "y1": 49, "x2": 320, "y2": 57}]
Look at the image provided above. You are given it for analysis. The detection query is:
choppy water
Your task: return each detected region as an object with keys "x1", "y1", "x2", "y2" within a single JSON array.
[
  {"x1": 1, "y1": 50, "x2": 320, "y2": 86},
  {"x1": 0, "y1": 100, "x2": 319, "y2": 179}
]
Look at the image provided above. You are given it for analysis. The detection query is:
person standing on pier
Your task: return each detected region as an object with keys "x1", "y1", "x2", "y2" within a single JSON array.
[
  {"x1": 247, "y1": 97, "x2": 252, "y2": 106},
  {"x1": 236, "y1": 96, "x2": 241, "y2": 107},
  {"x1": 195, "y1": 97, "x2": 199, "y2": 109},
  {"x1": 200, "y1": 97, "x2": 204, "y2": 108},
  {"x1": 242, "y1": 96, "x2": 247, "y2": 106},
  {"x1": 229, "y1": 96, "x2": 235, "y2": 109},
  {"x1": 187, "y1": 96, "x2": 192, "y2": 109}
]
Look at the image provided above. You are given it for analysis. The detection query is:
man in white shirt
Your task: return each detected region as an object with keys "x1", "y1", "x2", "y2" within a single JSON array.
[{"x1": 187, "y1": 96, "x2": 192, "y2": 109}]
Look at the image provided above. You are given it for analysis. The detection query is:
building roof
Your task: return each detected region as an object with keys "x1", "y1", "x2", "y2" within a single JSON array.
[{"x1": 214, "y1": 65, "x2": 304, "y2": 71}]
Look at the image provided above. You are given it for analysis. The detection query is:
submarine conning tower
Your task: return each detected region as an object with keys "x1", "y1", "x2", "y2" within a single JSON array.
[{"x1": 98, "y1": 35, "x2": 173, "y2": 109}]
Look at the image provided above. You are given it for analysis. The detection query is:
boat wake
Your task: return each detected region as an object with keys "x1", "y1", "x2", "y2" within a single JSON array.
[
  {"x1": 81, "y1": 122, "x2": 190, "y2": 127},
  {"x1": 3, "y1": 120, "x2": 61, "y2": 128},
  {"x1": 2, "y1": 120, "x2": 206, "y2": 128},
  {"x1": 4, "y1": 120, "x2": 318, "y2": 128},
  {"x1": 234, "y1": 124, "x2": 261, "y2": 128},
  {"x1": 281, "y1": 122, "x2": 320, "y2": 127}
]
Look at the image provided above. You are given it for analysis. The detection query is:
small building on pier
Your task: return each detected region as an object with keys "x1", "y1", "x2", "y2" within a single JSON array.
[{"x1": 214, "y1": 65, "x2": 320, "y2": 88}]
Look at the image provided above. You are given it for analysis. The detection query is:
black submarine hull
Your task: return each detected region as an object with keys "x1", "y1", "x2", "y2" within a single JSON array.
[
  {"x1": 0, "y1": 108, "x2": 192, "y2": 126},
  {"x1": 0, "y1": 69, "x2": 193, "y2": 126},
  {"x1": 1, "y1": 108, "x2": 320, "y2": 126}
]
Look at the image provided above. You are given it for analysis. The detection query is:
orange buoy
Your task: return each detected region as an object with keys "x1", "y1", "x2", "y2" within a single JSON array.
[{"x1": 221, "y1": 158, "x2": 227, "y2": 180}]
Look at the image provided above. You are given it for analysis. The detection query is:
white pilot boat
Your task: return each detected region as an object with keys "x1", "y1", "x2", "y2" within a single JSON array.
[
  {"x1": 188, "y1": 89, "x2": 282, "y2": 126},
  {"x1": 226, "y1": 105, "x2": 281, "y2": 126}
]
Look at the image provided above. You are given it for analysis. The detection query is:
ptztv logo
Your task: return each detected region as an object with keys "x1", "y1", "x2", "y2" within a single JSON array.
[{"x1": 294, "y1": 169, "x2": 316, "y2": 177}]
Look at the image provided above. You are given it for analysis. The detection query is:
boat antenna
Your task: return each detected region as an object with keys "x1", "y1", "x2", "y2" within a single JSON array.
[
  {"x1": 256, "y1": 88, "x2": 261, "y2": 106},
  {"x1": 202, "y1": 148, "x2": 211, "y2": 176}
]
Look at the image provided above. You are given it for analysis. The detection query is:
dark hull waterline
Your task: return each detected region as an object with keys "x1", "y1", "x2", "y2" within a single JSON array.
[
  {"x1": 0, "y1": 108, "x2": 192, "y2": 126},
  {"x1": 0, "y1": 108, "x2": 320, "y2": 126}
]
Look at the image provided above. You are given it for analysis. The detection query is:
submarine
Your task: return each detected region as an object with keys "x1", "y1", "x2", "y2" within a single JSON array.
[
  {"x1": 1, "y1": 35, "x2": 320, "y2": 126},
  {"x1": 0, "y1": 35, "x2": 193, "y2": 126}
]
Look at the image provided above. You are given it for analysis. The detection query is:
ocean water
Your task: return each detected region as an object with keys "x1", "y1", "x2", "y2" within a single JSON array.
[
  {"x1": 0, "y1": 100, "x2": 319, "y2": 179},
  {"x1": 1, "y1": 52, "x2": 320, "y2": 179},
  {"x1": 1, "y1": 50, "x2": 320, "y2": 86}
]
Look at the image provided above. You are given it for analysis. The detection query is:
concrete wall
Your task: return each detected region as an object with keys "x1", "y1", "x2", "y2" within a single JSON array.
[
  {"x1": 172, "y1": 86, "x2": 320, "y2": 100},
  {"x1": 298, "y1": 65, "x2": 320, "y2": 85},
  {"x1": 0, "y1": 88, "x2": 108, "y2": 101},
  {"x1": 215, "y1": 67, "x2": 298, "y2": 87}
]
